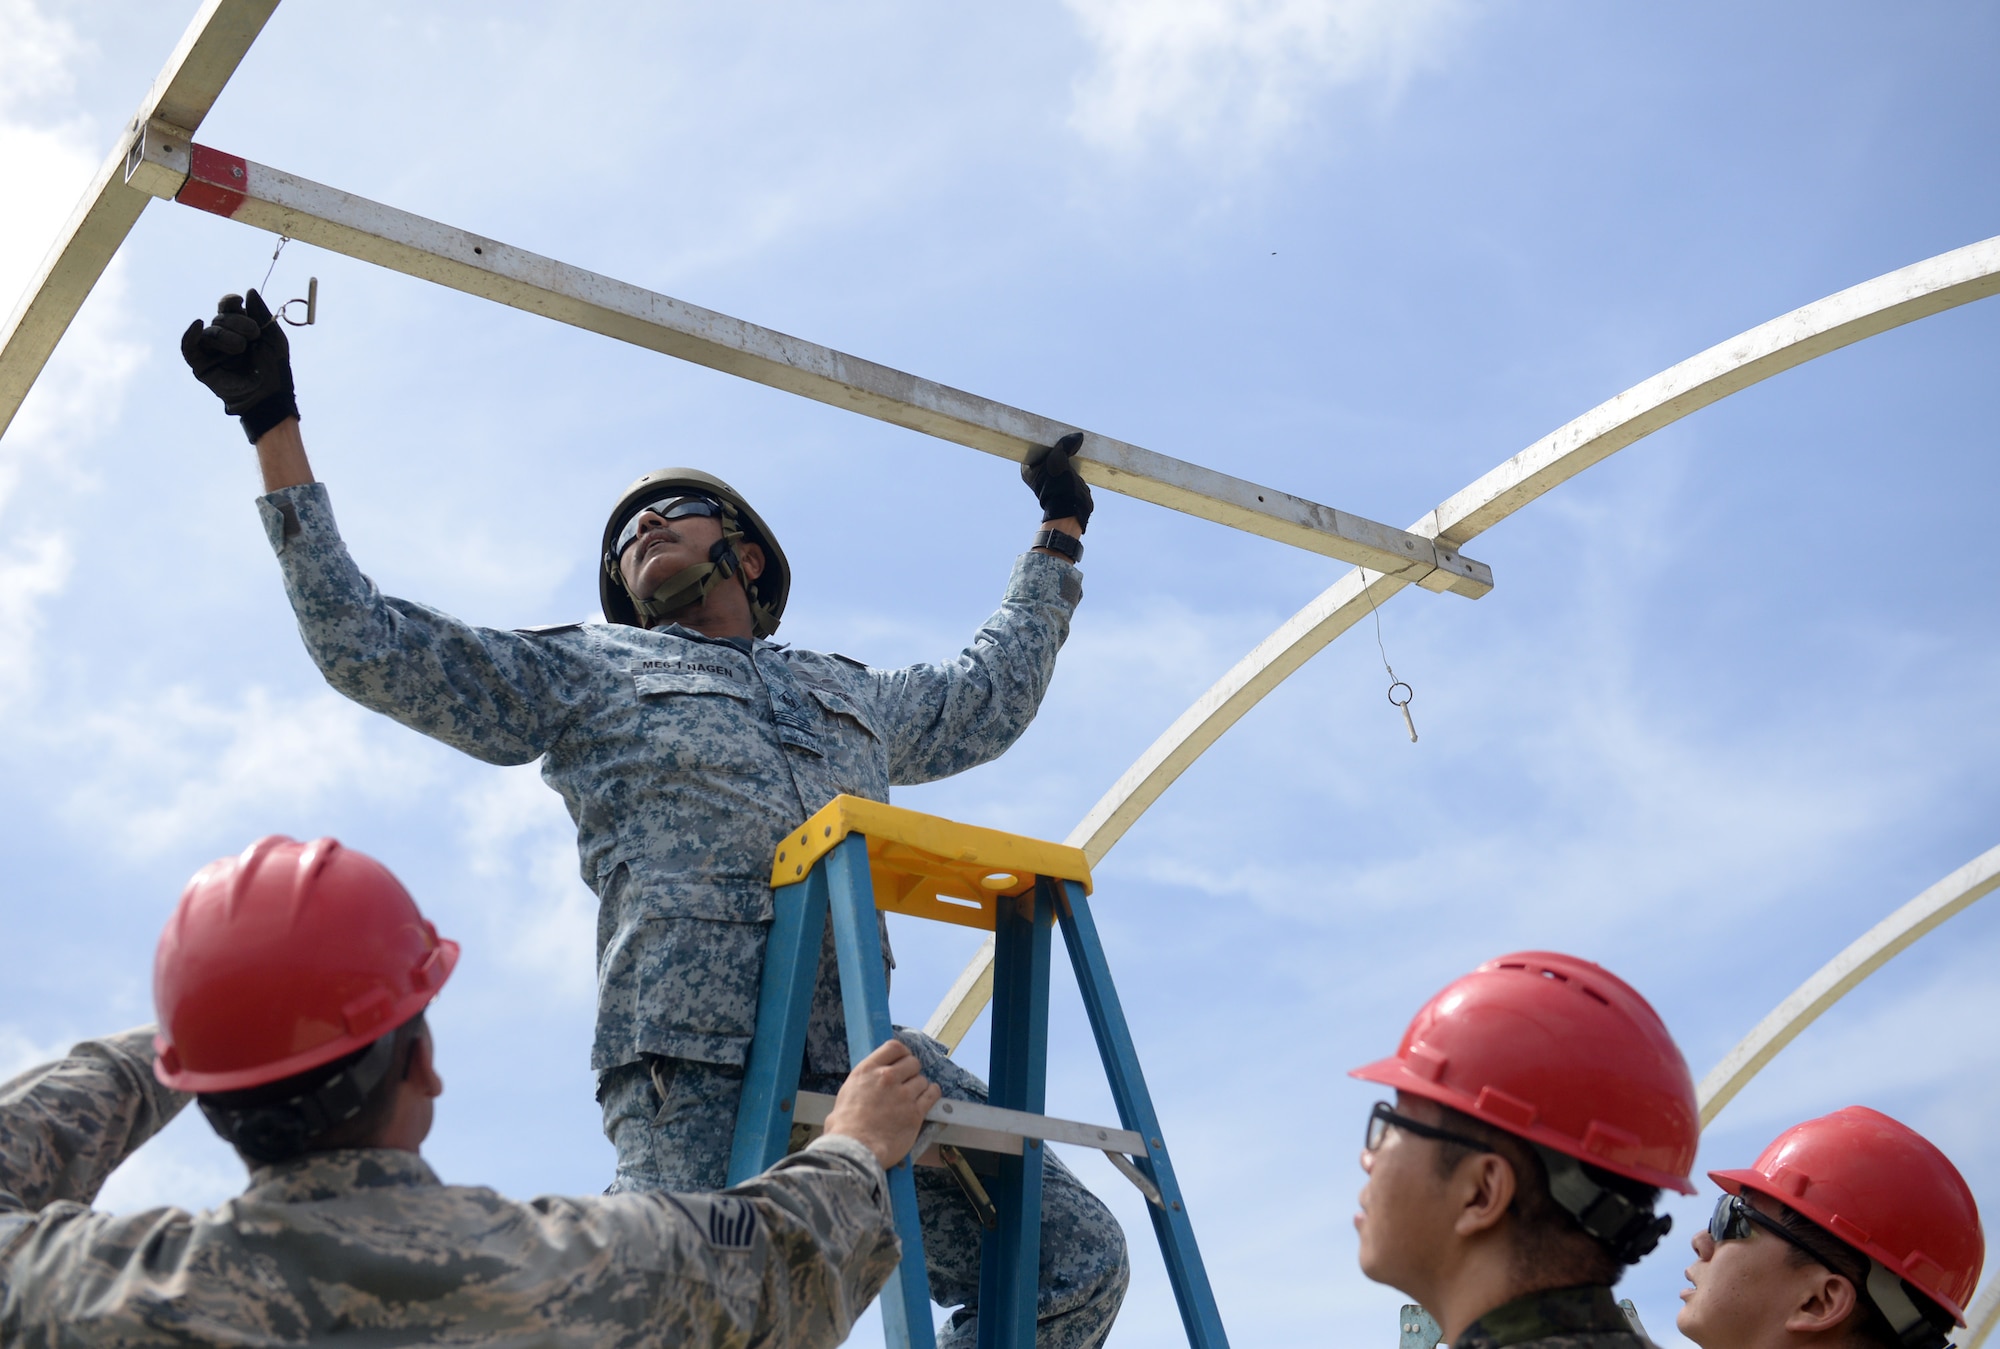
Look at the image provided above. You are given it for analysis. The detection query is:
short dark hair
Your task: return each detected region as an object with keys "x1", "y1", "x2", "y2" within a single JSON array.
[
  {"x1": 197, "y1": 1014, "x2": 427, "y2": 1166},
  {"x1": 1768, "y1": 1201, "x2": 1953, "y2": 1349},
  {"x1": 1426, "y1": 1101, "x2": 1660, "y2": 1290}
]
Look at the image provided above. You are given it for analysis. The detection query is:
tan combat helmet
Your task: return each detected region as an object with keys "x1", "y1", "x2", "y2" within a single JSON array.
[{"x1": 599, "y1": 468, "x2": 791, "y2": 637}]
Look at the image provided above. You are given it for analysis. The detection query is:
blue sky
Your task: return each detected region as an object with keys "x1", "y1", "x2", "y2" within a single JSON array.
[{"x1": 4, "y1": 1, "x2": 1999, "y2": 1343}]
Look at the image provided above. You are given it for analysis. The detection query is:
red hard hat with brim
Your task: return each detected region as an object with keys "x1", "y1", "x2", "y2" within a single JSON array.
[
  {"x1": 153, "y1": 835, "x2": 459, "y2": 1093},
  {"x1": 1351, "y1": 951, "x2": 1699, "y2": 1193},
  {"x1": 1711, "y1": 1107, "x2": 1984, "y2": 1323}
]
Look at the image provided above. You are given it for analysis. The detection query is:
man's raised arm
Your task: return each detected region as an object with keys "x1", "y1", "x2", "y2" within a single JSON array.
[
  {"x1": 179, "y1": 292, "x2": 584, "y2": 767},
  {"x1": 863, "y1": 435, "x2": 1093, "y2": 785},
  {"x1": 0, "y1": 1028, "x2": 188, "y2": 1217}
]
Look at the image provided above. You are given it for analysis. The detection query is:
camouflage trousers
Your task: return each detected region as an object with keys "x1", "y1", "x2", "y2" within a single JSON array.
[{"x1": 599, "y1": 1029, "x2": 1130, "y2": 1349}]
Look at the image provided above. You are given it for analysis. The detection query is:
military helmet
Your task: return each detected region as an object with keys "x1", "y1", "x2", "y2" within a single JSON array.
[{"x1": 599, "y1": 468, "x2": 790, "y2": 637}]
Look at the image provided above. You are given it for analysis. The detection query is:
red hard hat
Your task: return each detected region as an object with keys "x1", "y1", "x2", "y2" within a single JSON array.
[
  {"x1": 1350, "y1": 951, "x2": 1698, "y2": 1193},
  {"x1": 1711, "y1": 1107, "x2": 1984, "y2": 1324},
  {"x1": 153, "y1": 836, "x2": 459, "y2": 1093}
]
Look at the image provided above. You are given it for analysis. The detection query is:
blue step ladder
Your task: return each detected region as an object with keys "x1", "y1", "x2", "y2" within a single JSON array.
[{"x1": 726, "y1": 794, "x2": 1229, "y2": 1349}]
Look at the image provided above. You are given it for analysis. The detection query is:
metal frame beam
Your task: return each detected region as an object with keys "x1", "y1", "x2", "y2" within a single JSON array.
[
  {"x1": 107, "y1": 124, "x2": 1493, "y2": 594},
  {"x1": 0, "y1": 0, "x2": 280, "y2": 440},
  {"x1": 927, "y1": 233, "x2": 2000, "y2": 1048},
  {"x1": 1695, "y1": 842, "x2": 2000, "y2": 1127}
]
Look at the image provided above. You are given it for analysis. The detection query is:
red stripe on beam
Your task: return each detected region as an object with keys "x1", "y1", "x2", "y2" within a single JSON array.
[{"x1": 176, "y1": 144, "x2": 248, "y2": 217}]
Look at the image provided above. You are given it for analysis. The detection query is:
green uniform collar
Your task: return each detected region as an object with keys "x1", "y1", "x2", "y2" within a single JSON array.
[
  {"x1": 244, "y1": 1148, "x2": 440, "y2": 1204},
  {"x1": 1455, "y1": 1285, "x2": 1634, "y2": 1348}
]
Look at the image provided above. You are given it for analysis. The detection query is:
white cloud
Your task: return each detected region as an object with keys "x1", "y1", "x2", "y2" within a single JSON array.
[
  {"x1": 0, "y1": 0, "x2": 95, "y2": 316},
  {"x1": 0, "y1": 1022, "x2": 65, "y2": 1081},
  {"x1": 1063, "y1": 0, "x2": 1466, "y2": 156},
  {"x1": 453, "y1": 765, "x2": 598, "y2": 1001},
  {"x1": 1711, "y1": 942, "x2": 2000, "y2": 1141},
  {"x1": 0, "y1": 0, "x2": 144, "y2": 688},
  {"x1": 0, "y1": 260, "x2": 144, "y2": 499},
  {"x1": 92, "y1": 1108, "x2": 245, "y2": 1216},
  {"x1": 61, "y1": 686, "x2": 438, "y2": 856},
  {"x1": 0, "y1": 531, "x2": 71, "y2": 708},
  {"x1": 0, "y1": 0, "x2": 84, "y2": 113}
]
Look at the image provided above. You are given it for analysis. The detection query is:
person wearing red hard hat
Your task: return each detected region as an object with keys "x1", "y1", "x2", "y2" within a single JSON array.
[
  {"x1": 1350, "y1": 951, "x2": 1701, "y2": 1349},
  {"x1": 1677, "y1": 1107, "x2": 1984, "y2": 1349},
  {"x1": 0, "y1": 835, "x2": 943, "y2": 1346}
]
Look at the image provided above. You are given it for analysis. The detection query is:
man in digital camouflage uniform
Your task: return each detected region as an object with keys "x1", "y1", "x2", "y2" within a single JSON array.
[
  {"x1": 181, "y1": 292, "x2": 1128, "y2": 1348},
  {"x1": 1, "y1": 834, "x2": 936, "y2": 1345},
  {"x1": 1349, "y1": 952, "x2": 1704, "y2": 1349}
]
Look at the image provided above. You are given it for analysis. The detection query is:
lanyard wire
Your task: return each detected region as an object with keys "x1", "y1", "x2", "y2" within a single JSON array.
[
  {"x1": 1359, "y1": 569, "x2": 1418, "y2": 741},
  {"x1": 259, "y1": 236, "x2": 290, "y2": 294}
]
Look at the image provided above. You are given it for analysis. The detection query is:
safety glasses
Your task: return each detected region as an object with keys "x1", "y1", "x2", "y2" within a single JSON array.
[
  {"x1": 1364, "y1": 1100, "x2": 1495, "y2": 1154},
  {"x1": 1708, "y1": 1193, "x2": 1827, "y2": 1264},
  {"x1": 613, "y1": 496, "x2": 725, "y2": 557}
]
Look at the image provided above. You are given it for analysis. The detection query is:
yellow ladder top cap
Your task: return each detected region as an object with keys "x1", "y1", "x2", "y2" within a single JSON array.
[{"x1": 769, "y1": 795, "x2": 1093, "y2": 895}]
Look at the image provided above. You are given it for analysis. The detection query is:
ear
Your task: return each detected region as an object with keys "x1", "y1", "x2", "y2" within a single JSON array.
[
  {"x1": 1785, "y1": 1269, "x2": 1861, "y2": 1336},
  {"x1": 735, "y1": 540, "x2": 766, "y2": 583},
  {"x1": 1450, "y1": 1151, "x2": 1519, "y2": 1239},
  {"x1": 405, "y1": 1029, "x2": 443, "y2": 1100}
]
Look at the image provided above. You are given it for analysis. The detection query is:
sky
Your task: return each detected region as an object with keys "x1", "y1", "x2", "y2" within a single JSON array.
[{"x1": 3, "y1": 0, "x2": 1999, "y2": 1344}]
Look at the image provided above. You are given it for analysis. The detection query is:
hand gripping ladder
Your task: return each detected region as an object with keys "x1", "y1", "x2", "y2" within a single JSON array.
[{"x1": 726, "y1": 794, "x2": 1229, "y2": 1349}]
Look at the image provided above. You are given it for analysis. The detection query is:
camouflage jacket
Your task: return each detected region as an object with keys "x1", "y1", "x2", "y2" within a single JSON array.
[
  {"x1": 1454, "y1": 1285, "x2": 1655, "y2": 1349},
  {"x1": 0, "y1": 1029, "x2": 901, "y2": 1347},
  {"x1": 260, "y1": 483, "x2": 1081, "y2": 1072}
]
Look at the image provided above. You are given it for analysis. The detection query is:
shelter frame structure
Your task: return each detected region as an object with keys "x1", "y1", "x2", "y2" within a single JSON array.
[{"x1": 7, "y1": 1, "x2": 2000, "y2": 1337}]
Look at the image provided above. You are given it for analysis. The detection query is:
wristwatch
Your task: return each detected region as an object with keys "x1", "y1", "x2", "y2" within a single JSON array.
[{"x1": 1032, "y1": 528, "x2": 1083, "y2": 564}]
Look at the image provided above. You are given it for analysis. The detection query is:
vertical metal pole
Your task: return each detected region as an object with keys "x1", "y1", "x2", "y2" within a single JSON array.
[
  {"x1": 825, "y1": 835, "x2": 936, "y2": 1349},
  {"x1": 728, "y1": 868, "x2": 829, "y2": 1184},
  {"x1": 979, "y1": 878, "x2": 1054, "y2": 1349},
  {"x1": 1058, "y1": 880, "x2": 1230, "y2": 1348}
]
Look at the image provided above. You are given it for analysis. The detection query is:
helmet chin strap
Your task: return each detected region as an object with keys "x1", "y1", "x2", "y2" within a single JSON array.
[
  {"x1": 1865, "y1": 1261, "x2": 1951, "y2": 1349},
  {"x1": 628, "y1": 530, "x2": 749, "y2": 626},
  {"x1": 1535, "y1": 1142, "x2": 1673, "y2": 1264}
]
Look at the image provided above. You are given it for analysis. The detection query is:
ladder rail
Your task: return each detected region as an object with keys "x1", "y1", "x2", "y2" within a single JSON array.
[
  {"x1": 825, "y1": 836, "x2": 938, "y2": 1349},
  {"x1": 1058, "y1": 879, "x2": 1231, "y2": 1349},
  {"x1": 979, "y1": 880, "x2": 1056, "y2": 1349},
  {"x1": 727, "y1": 866, "x2": 830, "y2": 1184}
]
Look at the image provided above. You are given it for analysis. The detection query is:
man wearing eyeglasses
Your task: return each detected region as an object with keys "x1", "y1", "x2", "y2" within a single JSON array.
[
  {"x1": 1677, "y1": 1108, "x2": 1983, "y2": 1349},
  {"x1": 1349, "y1": 952, "x2": 1701, "y2": 1349},
  {"x1": 182, "y1": 294, "x2": 1127, "y2": 1349}
]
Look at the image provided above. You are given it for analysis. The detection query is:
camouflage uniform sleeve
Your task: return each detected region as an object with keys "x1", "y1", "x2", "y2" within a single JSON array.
[
  {"x1": 258, "y1": 482, "x2": 587, "y2": 765},
  {"x1": 553, "y1": 1133, "x2": 898, "y2": 1347},
  {"x1": 0, "y1": 1028, "x2": 190, "y2": 1215},
  {"x1": 716, "y1": 1135, "x2": 902, "y2": 1347},
  {"x1": 868, "y1": 551, "x2": 1081, "y2": 785}
]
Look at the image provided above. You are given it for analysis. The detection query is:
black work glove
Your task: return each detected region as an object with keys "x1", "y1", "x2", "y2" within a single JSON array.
[
  {"x1": 180, "y1": 289, "x2": 299, "y2": 443},
  {"x1": 1020, "y1": 431, "x2": 1093, "y2": 532}
]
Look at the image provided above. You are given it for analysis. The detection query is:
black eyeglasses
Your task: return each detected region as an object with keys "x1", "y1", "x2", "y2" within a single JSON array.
[
  {"x1": 1364, "y1": 1100, "x2": 1496, "y2": 1154},
  {"x1": 613, "y1": 496, "x2": 725, "y2": 557},
  {"x1": 1708, "y1": 1193, "x2": 1828, "y2": 1265}
]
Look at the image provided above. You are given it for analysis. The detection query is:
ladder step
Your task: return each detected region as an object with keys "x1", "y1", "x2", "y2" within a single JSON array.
[{"x1": 792, "y1": 1090, "x2": 1146, "y2": 1158}]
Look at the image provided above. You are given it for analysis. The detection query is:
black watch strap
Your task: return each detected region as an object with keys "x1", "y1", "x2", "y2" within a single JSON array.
[{"x1": 1032, "y1": 528, "x2": 1083, "y2": 564}]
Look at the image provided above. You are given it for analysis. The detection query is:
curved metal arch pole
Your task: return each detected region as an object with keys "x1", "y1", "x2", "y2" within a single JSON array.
[
  {"x1": 1691, "y1": 843, "x2": 2000, "y2": 1349},
  {"x1": 926, "y1": 232, "x2": 2000, "y2": 1049},
  {"x1": 1968, "y1": 1277, "x2": 2000, "y2": 1349},
  {"x1": 1697, "y1": 842, "x2": 2000, "y2": 1124}
]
